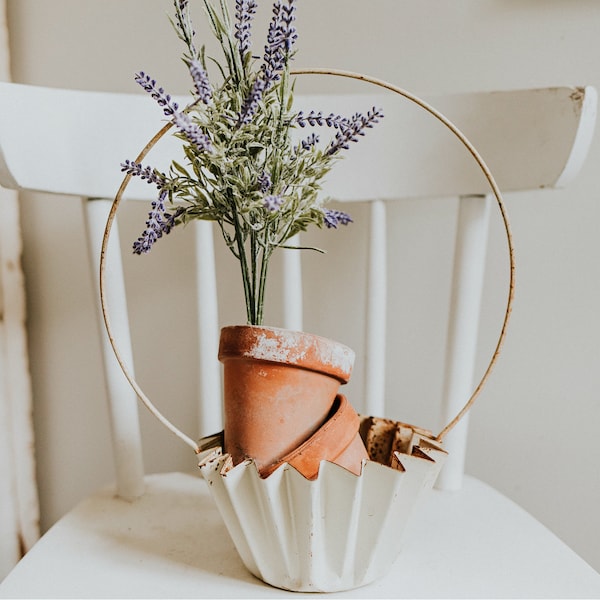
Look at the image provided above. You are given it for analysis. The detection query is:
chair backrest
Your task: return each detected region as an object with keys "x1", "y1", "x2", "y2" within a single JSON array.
[{"x1": 0, "y1": 80, "x2": 595, "y2": 498}]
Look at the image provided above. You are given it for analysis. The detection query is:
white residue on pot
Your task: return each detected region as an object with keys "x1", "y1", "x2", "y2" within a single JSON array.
[
  {"x1": 244, "y1": 330, "x2": 308, "y2": 363},
  {"x1": 243, "y1": 328, "x2": 355, "y2": 377},
  {"x1": 320, "y1": 342, "x2": 355, "y2": 376}
]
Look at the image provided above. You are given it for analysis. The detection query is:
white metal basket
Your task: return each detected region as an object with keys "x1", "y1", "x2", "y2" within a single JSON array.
[{"x1": 197, "y1": 419, "x2": 447, "y2": 592}]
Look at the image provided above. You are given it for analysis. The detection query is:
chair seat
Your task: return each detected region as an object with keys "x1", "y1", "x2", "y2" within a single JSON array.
[{"x1": 1, "y1": 471, "x2": 598, "y2": 599}]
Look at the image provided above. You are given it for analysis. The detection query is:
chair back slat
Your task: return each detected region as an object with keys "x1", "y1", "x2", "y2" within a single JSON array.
[
  {"x1": 363, "y1": 200, "x2": 388, "y2": 418},
  {"x1": 83, "y1": 198, "x2": 145, "y2": 499},
  {"x1": 282, "y1": 234, "x2": 304, "y2": 332},
  {"x1": 435, "y1": 195, "x2": 493, "y2": 491},
  {"x1": 194, "y1": 220, "x2": 223, "y2": 437}
]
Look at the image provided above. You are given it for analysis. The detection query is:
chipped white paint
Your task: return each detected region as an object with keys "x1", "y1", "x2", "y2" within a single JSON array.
[
  {"x1": 0, "y1": 11, "x2": 40, "y2": 579},
  {"x1": 0, "y1": 188, "x2": 40, "y2": 579}
]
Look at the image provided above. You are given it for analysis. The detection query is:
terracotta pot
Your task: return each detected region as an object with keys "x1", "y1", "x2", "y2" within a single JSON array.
[
  {"x1": 267, "y1": 394, "x2": 366, "y2": 478},
  {"x1": 218, "y1": 325, "x2": 368, "y2": 478}
]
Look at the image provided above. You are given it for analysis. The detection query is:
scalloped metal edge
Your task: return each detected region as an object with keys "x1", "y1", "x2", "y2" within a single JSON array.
[{"x1": 197, "y1": 431, "x2": 447, "y2": 592}]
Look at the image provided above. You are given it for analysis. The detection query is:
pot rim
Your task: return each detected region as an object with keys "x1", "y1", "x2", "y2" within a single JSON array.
[
  {"x1": 218, "y1": 324, "x2": 355, "y2": 383},
  {"x1": 260, "y1": 394, "x2": 362, "y2": 479}
]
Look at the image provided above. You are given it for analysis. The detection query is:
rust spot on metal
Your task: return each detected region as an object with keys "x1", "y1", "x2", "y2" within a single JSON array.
[
  {"x1": 358, "y1": 414, "x2": 445, "y2": 469},
  {"x1": 570, "y1": 87, "x2": 585, "y2": 103}
]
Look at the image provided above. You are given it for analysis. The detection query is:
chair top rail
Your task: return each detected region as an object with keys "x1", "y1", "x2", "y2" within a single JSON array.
[{"x1": 0, "y1": 81, "x2": 595, "y2": 202}]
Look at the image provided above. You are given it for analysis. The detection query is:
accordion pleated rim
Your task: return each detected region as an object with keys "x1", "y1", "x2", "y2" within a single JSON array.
[{"x1": 197, "y1": 422, "x2": 447, "y2": 592}]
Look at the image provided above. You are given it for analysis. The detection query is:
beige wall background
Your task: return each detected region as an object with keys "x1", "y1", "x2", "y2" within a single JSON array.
[{"x1": 6, "y1": 0, "x2": 600, "y2": 573}]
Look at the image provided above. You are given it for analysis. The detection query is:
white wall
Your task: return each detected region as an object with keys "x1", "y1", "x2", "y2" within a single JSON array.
[{"x1": 6, "y1": 0, "x2": 600, "y2": 573}]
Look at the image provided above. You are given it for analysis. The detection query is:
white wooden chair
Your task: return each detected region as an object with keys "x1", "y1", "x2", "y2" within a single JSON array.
[{"x1": 1, "y1": 79, "x2": 599, "y2": 597}]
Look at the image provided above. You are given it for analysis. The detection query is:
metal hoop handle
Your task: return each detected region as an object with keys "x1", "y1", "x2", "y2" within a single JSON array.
[{"x1": 100, "y1": 68, "x2": 515, "y2": 452}]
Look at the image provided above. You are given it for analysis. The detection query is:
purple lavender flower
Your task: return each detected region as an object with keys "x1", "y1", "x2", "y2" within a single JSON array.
[
  {"x1": 239, "y1": 78, "x2": 266, "y2": 125},
  {"x1": 135, "y1": 72, "x2": 179, "y2": 116},
  {"x1": 296, "y1": 132, "x2": 319, "y2": 152},
  {"x1": 326, "y1": 107, "x2": 384, "y2": 156},
  {"x1": 120, "y1": 160, "x2": 167, "y2": 188},
  {"x1": 323, "y1": 209, "x2": 353, "y2": 229},
  {"x1": 132, "y1": 191, "x2": 184, "y2": 254},
  {"x1": 264, "y1": 194, "x2": 284, "y2": 212},
  {"x1": 258, "y1": 171, "x2": 272, "y2": 193},
  {"x1": 163, "y1": 205, "x2": 185, "y2": 233},
  {"x1": 263, "y1": 0, "x2": 297, "y2": 75},
  {"x1": 173, "y1": 0, "x2": 197, "y2": 58},
  {"x1": 296, "y1": 110, "x2": 348, "y2": 129},
  {"x1": 234, "y1": 0, "x2": 258, "y2": 58},
  {"x1": 172, "y1": 111, "x2": 213, "y2": 152},
  {"x1": 188, "y1": 59, "x2": 212, "y2": 104},
  {"x1": 122, "y1": 159, "x2": 186, "y2": 253},
  {"x1": 238, "y1": 0, "x2": 298, "y2": 125},
  {"x1": 135, "y1": 71, "x2": 212, "y2": 153}
]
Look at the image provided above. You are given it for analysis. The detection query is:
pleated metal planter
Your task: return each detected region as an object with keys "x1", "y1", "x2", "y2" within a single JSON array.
[
  {"x1": 99, "y1": 69, "x2": 514, "y2": 593},
  {"x1": 197, "y1": 418, "x2": 447, "y2": 592}
]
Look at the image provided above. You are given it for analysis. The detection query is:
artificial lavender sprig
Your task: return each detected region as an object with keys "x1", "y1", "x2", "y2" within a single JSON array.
[
  {"x1": 172, "y1": 111, "x2": 213, "y2": 152},
  {"x1": 238, "y1": 0, "x2": 298, "y2": 124},
  {"x1": 121, "y1": 160, "x2": 184, "y2": 253},
  {"x1": 234, "y1": 0, "x2": 258, "y2": 59},
  {"x1": 296, "y1": 111, "x2": 348, "y2": 129},
  {"x1": 263, "y1": 0, "x2": 297, "y2": 74},
  {"x1": 323, "y1": 209, "x2": 353, "y2": 229},
  {"x1": 239, "y1": 78, "x2": 266, "y2": 125},
  {"x1": 263, "y1": 194, "x2": 284, "y2": 212},
  {"x1": 296, "y1": 133, "x2": 319, "y2": 152},
  {"x1": 135, "y1": 72, "x2": 179, "y2": 116},
  {"x1": 258, "y1": 171, "x2": 272, "y2": 193},
  {"x1": 121, "y1": 159, "x2": 167, "y2": 187},
  {"x1": 326, "y1": 107, "x2": 384, "y2": 156},
  {"x1": 173, "y1": 0, "x2": 198, "y2": 59},
  {"x1": 132, "y1": 191, "x2": 184, "y2": 254},
  {"x1": 188, "y1": 59, "x2": 212, "y2": 104},
  {"x1": 135, "y1": 71, "x2": 212, "y2": 153}
]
